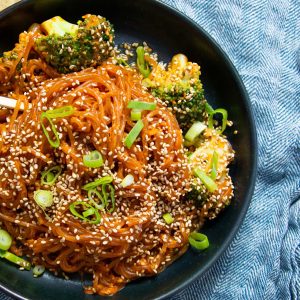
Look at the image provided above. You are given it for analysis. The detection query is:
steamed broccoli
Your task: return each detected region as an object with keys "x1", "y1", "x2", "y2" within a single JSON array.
[
  {"x1": 142, "y1": 54, "x2": 207, "y2": 132},
  {"x1": 35, "y1": 14, "x2": 114, "y2": 73},
  {"x1": 185, "y1": 128, "x2": 234, "y2": 219},
  {"x1": 0, "y1": 32, "x2": 29, "y2": 84}
]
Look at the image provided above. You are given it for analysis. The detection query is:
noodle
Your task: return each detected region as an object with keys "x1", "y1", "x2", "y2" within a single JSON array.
[
  {"x1": 0, "y1": 30, "x2": 202, "y2": 295},
  {"x1": 0, "y1": 18, "x2": 234, "y2": 295}
]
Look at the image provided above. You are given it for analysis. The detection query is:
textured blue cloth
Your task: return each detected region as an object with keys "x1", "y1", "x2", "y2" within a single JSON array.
[
  {"x1": 1, "y1": 1, "x2": 300, "y2": 300},
  {"x1": 159, "y1": 0, "x2": 300, "y2": 299}
]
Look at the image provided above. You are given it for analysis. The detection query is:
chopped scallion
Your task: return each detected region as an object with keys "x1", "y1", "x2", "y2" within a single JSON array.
[
  {"x1": 0, "y1": 229, "x2": 12, "y2": 251},
  {"x1": 185, "y1": 122, "x2": 207, "y2": 142},
  {"x1": 130, "y1": 109, "x2": 142, "y2": 121},
  {"x1": 163, "y1": 213, "x2": 174, "y2": 225},
  {"x1": 194, "y1": 168, "x2": 217, "y2": 193},
  {"x1": 205, "y1": 102, "x2": 215, "y2": 115},
  {"x1": 45, "y1": 105, "x2": 75, "y2": 119},
  {"x1": 188, "y1": 232, "x2": 209, "y2": 250},
  {"x1": 69, "y1": 201, "x2": 101, "y2": 224},
  {"x1": 124, "y1": 119, "x2": 144, "y2": 149},
  {"x1": 121, "y1": 174, "x2": 134, "y2": 187},
  {"x1": 33, "y1": 190, "x2": 54, "y2": 210},
  {"x1": 82, "y1": 176, "x2": 113, "y2": 191},
  {"x1": 83, "y1": 150, "x2": 103, "y2": 168},
  {"x1": 0, "y1": 250, "x2": 31, "y2": 270},
  {"x1": 82, "y1": 207, "x2": 96, "y2": 218},
  {"x1": 88, "y1": 188, "x2": 105, "y2": 210},
  {"x1": 210, "y1": 151, "x2": 218, "y2": 180},
  {"x1": 96, "y1": 184, "x2": 115, "y2": 213},
  {"x1": 40, "y1": 113, "x2": 60, "y2": 148},
  {"x1": 40, "y1": 106, "x2": 75, "y2": 148},
  {"x1": 41, "y1": 165, "x2": 62, "y2": 186},
  {"x1": 136, "y1": 46, "x2": 151, "y2": 78},
  {"x1": 33, "y1": 265, "x2": 45, "y2": 277},
  {"x1": 127, "y1": 101, "x2": 156, "y2": 111},
  {"x1": 208, "y1": 108, "x2": 228, "y2": 134}
]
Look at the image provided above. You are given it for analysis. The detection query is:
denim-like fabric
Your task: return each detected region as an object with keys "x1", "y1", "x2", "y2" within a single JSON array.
[
  {"x1": 1, "y1": 1, "x2": 300, "y2": 300},
  {"x1": 159, "y1": 0, "x2": 300, "y2": 299}
]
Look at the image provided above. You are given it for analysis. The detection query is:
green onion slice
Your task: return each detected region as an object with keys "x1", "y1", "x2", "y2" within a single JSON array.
[
  {"x1": 185, "y1": 122, "x2": 207, "y2": 142},
  {"x1": 124, "y1": 119, "x2": 144, "y2": 149},
  {"x1": 69, "y1": 201, "x2": 101, "y2": 224},
  {"x1": 188, "y1": 232, "x2": 209, "y2": 250},
  {"x1": 121, "y1": 174, "x2": 134, "y2": 187},
  {"x1": 45, "y1": 105, "x2": 74, "y2": 119},
  {"x1": 127, "y1": 101, "x2": 156, "y2": 111},
  {"x1": 130, "y1": 109, "x2": 142, "y2": 121},
  {"x1": 205, "y1": 102, "x2": 215, "y2": 115},
  {"x1": 105, "y1": 184, "x2": 115, "y2": 213},
  {"x1": 163, "y1": 213, "x2": 174, "y2": 225},
  {"x1": 208, "y1": 108, "x2": 228, "y2": 134},
  {"x1": 88, "y1": 188, "x2": 105, "y2": 210},
  {"x1": 0, "y1": 229, "x2": 12, "y2": 251},
  {"x1": 33, "y1": 265, "x2": 45, "y2": 277},
  {"x1": 40, "y1": 113, "x2": 60, "y2": 148},
  {"x1": 106, "y1": 184, "x2": 116, "y2": 213},
  {"x1": 83, "y1": 151, "x2": 104, "y2": 168},
  {"x1": 82, "y1": 207, "x2": 96, "y2": 218},
  {"x1": 82, "y1": 176, "x2": 113, "y2": 191},
  {"x1": 194, "y1": 168, "x2": 217, "y2": 193},
  {"x1": 116, "y1": 58, "x2": 129, "y2": 66},
  {"x1": 34, "y1": 190, "x2": 54, "y2": 210},
  {"x1": 0, "y1": 250, "x2": 31, "y2": 270},
  {"x1": 210, "y1": 151, "x2": 219, "y2": 180},
  {"x1": 136, "y1": 46, "x2": 151, "y2": 78},
  {"x1": 41, "y1": 166, "x2": 62, "y2": 186}
]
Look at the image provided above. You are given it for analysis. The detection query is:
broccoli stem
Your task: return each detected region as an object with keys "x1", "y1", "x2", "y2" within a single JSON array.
[
  {"x1": 0, "y1": 249, "x2": 31, "y2": 270},
  {"x1": 41, "y1": 16, "x2": 78, "y2": 36}
]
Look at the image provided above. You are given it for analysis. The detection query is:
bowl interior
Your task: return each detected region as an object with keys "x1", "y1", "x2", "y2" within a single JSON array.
[{"x1": 0, "y1": 0, "x2": 256, "y2": 299}]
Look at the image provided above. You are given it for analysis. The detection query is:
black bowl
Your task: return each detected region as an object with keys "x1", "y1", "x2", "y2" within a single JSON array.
[{"x1": 0, "y1": 0, "x2": 257, "y2": 299}]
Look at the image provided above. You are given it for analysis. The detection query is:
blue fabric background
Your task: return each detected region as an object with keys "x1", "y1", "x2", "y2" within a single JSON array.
[
  {"x1": 160, "y1": 0, "x2": 300, "y2": 299},
  {"x1": 1, "y1": 0, "x2": 300, "y2": 299}
]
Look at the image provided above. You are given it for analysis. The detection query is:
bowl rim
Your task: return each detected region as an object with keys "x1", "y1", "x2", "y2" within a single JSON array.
[{"x1": 0, "y1": 0, "x2": 257, "y2": 299}]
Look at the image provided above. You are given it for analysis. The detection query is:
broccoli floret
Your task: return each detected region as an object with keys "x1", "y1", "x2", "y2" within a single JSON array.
[
  {"x1": 35, "y1": 15, "x2": 114, "y2": 73},
  {"x1": 143, "y1": 54, "x2": 207, "y2": 132},
  {"x1": 0, "y1": 32, "x2": 29, "y2": 84},
  {"x1": 185, "y1": 128, "x2": 234, "y2": 219}
]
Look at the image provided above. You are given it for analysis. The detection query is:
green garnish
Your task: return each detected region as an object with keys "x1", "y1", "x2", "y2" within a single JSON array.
[
  {"x1": 124, "y1": 119, "x2": 144, "y2": 149},
  {"x1": 210, "y1": 151, "x2": 218, "y2": 180},
  {"x1": 162, "y1": 213, "x2": 174, "y2": 225},
  {"x1": 0, "y1": 250, "x2": 31, "y2": 270},
  {"x1": 40, "y1": 113, "x2": 60, "y2": 148},
  {"x1": 207, "y1": 107, "x2": 228, "y2": 134},
  {"x1": 136, "y1": 46, "x2": 151, "y2": 78},
  {"x1": 88, "y1": 188, "x2": 106, "y2": 210},
  {"x1": 33, "y1": 190, "x2": 54, "y2": 210},
  {"x1": 120, "y1": 174, "x2": 134, "y2": 187},
  {"x1": 40, "y1": 106, "x2": 75, "y2": 148},
  {"x1": 82, "y1": 176, "x2": 113, "y2": 191},
  {"x1": 127, "y1": 101, "x2": 156, "y2": 111},
  {"x1": 185, "y1": 121, "x2": 207, "y2": 143},
  {"x1": 130, "y1": 109, "x2": 142, "y2": 121},
  {"x1": 0, "y1": 229, "x2": 12, "y2": 251},
  {"x1": 83, "y1": 151, "x2": 104, "y2": 168},
  {"x1": 33, "y1": 265, "x2": 45, "y2": 277},
  {"x1": 194, "y1": 168, "x2": 217, "y2": 193},
  {"x1": 101, "y1": 184, "x2": 115, "y2": 213},
  {"x1": 45, "y1": 105, "x2": 74, "y2": 118},
  {"x1": 205, "y1": 102, "x2": 215, "y2": 115},
  {"x1": 188, "y1": 232, "x2": 209, "y2": 250},
  {"x1": 69, "y1": 201, "x2": 101, "y2": 224},
  {"x1": 41, "y1": 165, "x2": 62, "y2": 186}
]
